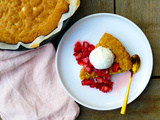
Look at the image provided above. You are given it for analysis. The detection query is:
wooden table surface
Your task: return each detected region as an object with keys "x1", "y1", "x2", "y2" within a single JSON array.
[{"x1": 1, "y1": 0, "x2": 159, "y2": 120}]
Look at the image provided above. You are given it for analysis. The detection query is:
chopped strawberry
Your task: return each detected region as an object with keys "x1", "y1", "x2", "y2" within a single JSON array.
[
  {"x1": 112, "y1": 63, "x2": 119, "y2": 72},
  {"x1": 82, "y1": 52, "x2": 88, "y2": 58},
  {"x1": 96, "y1": 77, "x2": 103, "y2": 83},
  {"x1": 83, "y1": 41, "x2": 89, "y2": 48},
  {"x1": 95, "y1": 83, "x2": 103, "y2": 89},
  {"x1": 87, "y1": 51, "x2": 91, "y2": 56},
  {"x1": 82, "y1": 57, "x2": 89, "y2": 64},
  {"x1": 107, "y1": 81, "x2": 112, "y2": 86},
  {"x1": 74, "y1": 47, "x2": 82, "y2": 52},
  {"x1": 90, "y1": 79, "x2": 95, "y2": 88},
  {"x1": 110, "y1": 82, "x2": 113, "y2": 88},
  {"x1": 74, "y1": 53, "x2": 82, "y2": 60},
  {"x1": 75, "y1": 41, "x2": 82, "y2": 47},
  {"x1": 83, "y1": 64, "x2": 92, "y2": 73},
  {"x1": 90, "y1": 83, "x2": 95, "y2": 88},
  {"x1": 88, "y1": 44, "x2": 95, "y2": 51},
  {"x1": 103, "y1": 80, "x2": 108, "y2": 84},
  {"x1": 98, "y1": 70, "x2": 105, "y2": 76},
  {"x1": 81, "y1": 79, "x2": 93, "y2": 86},
  {"x1": 77, "y1": 60, "x2": 84, "y2": 66},
  {"x1": 104, "y1": 69, "x2": 109, "y2": 75},
  {"x1": 93, "y1": 68, "x2": 101, "y2": 74},
  {"x1": 103, "y1": 80, "x2": 112, "y2": 86},
  {"x1": 88, "y1": 61, "x2": 93, "y2": 67},
  {"x1": 82, "y1": 47, "x2": 88, "y2": 52},
  {"x1": 100, "y1": 85, "x2": 111, "y2": 92},
  {"x1": 104, "y1": 75, "x2": 110, "y2": 81},
  {"x1": 73, "y1": 52, "x2": 77, "y2": 56},
  {"x1": 97, "y1": 69, "x2": 108, "y2": 76}
]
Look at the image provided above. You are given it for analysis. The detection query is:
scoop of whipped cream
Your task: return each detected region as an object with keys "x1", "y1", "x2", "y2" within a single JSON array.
[{"x1": 89, "y1": 46, "x2": 114, "y2": 69}]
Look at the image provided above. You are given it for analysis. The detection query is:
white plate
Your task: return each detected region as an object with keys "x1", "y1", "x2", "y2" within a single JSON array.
[{"x1": 56, "y1": 13, "x2": 153, "y2": 110}]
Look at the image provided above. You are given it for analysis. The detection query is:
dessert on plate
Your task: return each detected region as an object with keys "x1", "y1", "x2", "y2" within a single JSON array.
[{"x1": 73, "y1": 33, "x2": 132, "y2": 93}]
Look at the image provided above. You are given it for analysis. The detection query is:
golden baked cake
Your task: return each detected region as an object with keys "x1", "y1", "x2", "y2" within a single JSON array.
[
  {"x1": 79, "y1": 33, "x2": 132, "y2": 80},
  {"x1": 0, "y1": 0, "x2": 69, "y2": 44}
]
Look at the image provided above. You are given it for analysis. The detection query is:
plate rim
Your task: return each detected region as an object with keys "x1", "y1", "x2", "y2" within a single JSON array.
[{"x1": 56, "y1": 13, "x2": 153, "y2": 110}]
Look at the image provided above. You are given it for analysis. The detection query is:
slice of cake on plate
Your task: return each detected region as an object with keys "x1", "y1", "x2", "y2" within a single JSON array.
[{"x1": 73, "y1": 33, "x2": 132, "y2": 93}]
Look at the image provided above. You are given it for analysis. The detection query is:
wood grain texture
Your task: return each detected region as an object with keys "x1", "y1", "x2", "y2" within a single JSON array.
[
  {"x1": 76, "y1": 79, "x2": 160, "y2": 120},
  {"x1": 116, "y1": 0, "x2": 160, "y2": 76},
  {"x1": 54, "y1": 0, "x2": 114, "y2": 46}
]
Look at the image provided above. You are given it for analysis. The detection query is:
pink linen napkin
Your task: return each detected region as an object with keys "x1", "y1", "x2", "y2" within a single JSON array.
[{"x1": 0, "y1": 43, "x2": 80, "y2": 120}]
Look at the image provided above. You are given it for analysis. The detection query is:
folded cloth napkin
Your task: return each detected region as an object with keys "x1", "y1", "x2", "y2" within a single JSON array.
[{"x1": 0, "y1": 43, "x2": 80, "y2": 120}]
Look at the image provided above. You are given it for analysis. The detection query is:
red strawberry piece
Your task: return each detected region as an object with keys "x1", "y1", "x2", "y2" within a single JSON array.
[
  {"x1": 89, "y1": 79, "x2": 95, "y2": 88},
  {"x1": 88, "y1": 44, "x2": 95, "y2": 51},
  {"x1": 110, "y1": 82, "x2": 113, "y2": 88},
  {"x1": 82, "y1": 52, "x2": 88, "y2": 58},
  {"x1": 73, "y1": 52, "x2": 77, "y2": 56},
  {"x1": 107, "y1": 81, "x2": 112, "y2": 86},
  {"x1": 74, "y1": 53, "x2": 82, "y2": 60},
  {"x1": 75, "y1": 41, "x2": 82, "y2": 47},
  {"x1": 90, "y1": 83, "x2": 95, "y2": 88},
  {"x1": 104, "y1": 75, "x2": 110, "y2": 81},
  {"x1": 112, "y1": 63, "x2": 120, "y2": 72},
  {"x1": 103, "y1": 80, "x2": 112, "y2": 86},
  {"x1": 82, "y1": 47, "x2": 88, "y2": 52},
  {"x1": 74, "y1": 47, "x2": 82, "y2": 52},
  {"x1": 96, "y1": 77, "x2": 103, "y2": 83},
  {"x1": 83, "y1": 41, "x2": 89, "y2": 48},
  {"x1": 104, "y1": 69, "x2": 109, "y2": 75},
  {"x1": 83, "y1": 64, "x2": 92, "y2": 73},
  {"x1": 93, "y1": 68, "x2": 98, "y2": 72},
  {"x1": 82, "y1": 51, "x2": 90, "y2": 57},
  {"x1": 88, "y1": 61, "x2": 93, "y2": 67},
  {"x1": 98, "y1": 70, "x2": 105, "y2": 77},
  {"x1": 87, "y1": 51, "x2": 91, "y2": 56},
  {"x1": 97, "y1": 69, "x2": 109, "y2": 76},
  {"x1": 103, "y1": 80, "x2": 108, "y2": 84},
  {"x1": 93, "y1": 68, "x2": 101, "y2": 73},
  {"x1": 82, "y1": 57, "x2": 89, "y2": 64},
  {"x1": 100, "y1": 85, "x2": 111, "y2": 92},
  {"x1": 77, "y1": 60, "x2": 84, "y2": 66},
  {"x1": 84, "y1": 66, "x2": 92, "y2": 74},
  {"x1": 95, "y1": 83, "x2": 103, "y2": 89},
  {"x1": 81, "y1": 79, "x2": 93, "y2": 86}
]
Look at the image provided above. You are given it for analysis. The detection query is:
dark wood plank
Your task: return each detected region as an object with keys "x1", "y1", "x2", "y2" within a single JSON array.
[
  {"x1": 115, "y1": 0, "x2": 160, "y2": 76},
  {"x1": 76, "y1": 79, "x2": 160, "y2": 120},
  {"x1": 54, "y1": 0, "x2": 114, "y2": 48},
  {"x1": 72, "y1": 0, "x2": 114, "y2": 19}
]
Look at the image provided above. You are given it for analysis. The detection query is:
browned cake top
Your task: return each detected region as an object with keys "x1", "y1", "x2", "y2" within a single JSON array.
[
  {"x1": 0, "y1": 0, "x2": 69, "y2": 44},
  {"x1": 96, "y1": 33, "x2": 132, "y2": 71}
]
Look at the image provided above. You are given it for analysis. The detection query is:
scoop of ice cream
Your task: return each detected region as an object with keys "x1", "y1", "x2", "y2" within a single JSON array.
[{"x1": 89, "y1": 46, "x2": 114, "y2": 69}]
